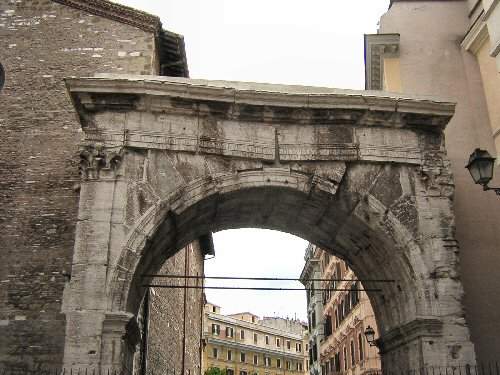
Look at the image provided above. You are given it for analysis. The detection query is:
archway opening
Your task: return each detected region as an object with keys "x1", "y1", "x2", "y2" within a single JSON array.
[
  {"x1": 135, "y1": 227, "x2": 385, "y2": 375},
  {"x1": 112, "y1": 178, "x2": 421, "y2": 372}
]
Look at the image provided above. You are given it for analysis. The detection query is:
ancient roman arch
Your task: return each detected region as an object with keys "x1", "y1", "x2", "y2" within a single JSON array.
[{"x1": 62, "y1": 74, "x2": 475, "y2": 371}]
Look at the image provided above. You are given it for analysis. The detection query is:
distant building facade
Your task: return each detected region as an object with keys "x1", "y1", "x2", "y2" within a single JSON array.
[
  {"x1": 300, "y1": 245, "x2": 380, "y2": 375},
  {"x1": 365, "y1": 0, "x2": 500, "y2": 362},
  {"x1": 203, "y1": 303, "x2": 309, "y2": 375},
  {"x1": 299, "y1": 244, "x2": 324, "y2": 375}
]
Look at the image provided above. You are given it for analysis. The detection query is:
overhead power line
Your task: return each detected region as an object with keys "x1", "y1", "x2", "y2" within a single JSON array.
[
  {"x1": 142, "y1": 285, "x2": 383, "y2": 292},
  {"x1": 141, "y1": 274, "x2": 395, "y2": 283}
]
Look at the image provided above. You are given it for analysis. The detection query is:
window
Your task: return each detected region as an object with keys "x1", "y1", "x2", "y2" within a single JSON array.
[
  {"x1": 311, "y1": 311, "x2": 316, "y2": 328},
  {"x1": 358, "y1": 333, "x2": 364, "y2": 361},
  {"x1": 276, "y1": 338, "x2": 280, "y2": 347},
  {"x1": 212, "y1": 324, "x2": 220, "y2": 335},
  {"x1": 227, "y1": 370, "x2": 234, "y2": 375},
  {"x1": 254, "y1": 333, "x2": 258, "y2": 344},
  {"x1": 226, "y1": 327, "x2": 234, "y2": 338},
  {"x1": 254, "y1": 354, "x2": 259, "y2": 365},
  {"x1": 325, "y1": 361, "x2": 330, "y2": 375},
  {"x1": 252, "y1": 316, "x2": 256, "y2": 323},
  {"x1": 296, "y1": 343, "x2": 302, "y2": 352},
  {"x1": 265, "y1": 357, "x2": 271, "y2": 367},
  {"x1": 240, "y1": 372, "x2": 247, "y2": 375},
  {"x1": 343, "y1": 347, "x2": 347, "y2": 371},
  {"x1": 286, "y1": 361, "x2": 290, "y2": 370},
  {"x1": 324, "y1": 314, "x2": 332, "y2": 336},
  {"x1": 212, "y1": 306, "x2": 216, "y2": 313},
  {"x1": 305, "y1": 344, "x2": 308, "y2": 351},
  {"x1": 286, "y1": 340, "x2": 291, "y2": 350},
  {"x1": 298, "y1": 363, "x2": 303, "y2": 371},
  {"x1": 351, "y1": 340, "x2": 355, "y2": 367},
  {"x1": 241, "y1": 352, "x2": 246, "y2": 362},
  {"x1": 309, "y1": 348, "x2": 313, "y2": 364},
  {"x1": 312, "y1": 343, "x2": 318, "y2": 362},
  {"x1": 213, "y1": 348, "x2": 218, "y2": 359},
  {"x1": 240, "y1": 330, "x2": 245, "y2": 340},
  {"x1": 335, "y1": 353, "x2": 341, "y2": 372},
  {"x1": 277, "y1": 359, "x2": 281, "y2": 368},
  {"x1": 228, "y1": 350, "x2": 232, "y2": 361},
  {"x1": 265, "y1": 335, "x2": 270, "y2": 345}
]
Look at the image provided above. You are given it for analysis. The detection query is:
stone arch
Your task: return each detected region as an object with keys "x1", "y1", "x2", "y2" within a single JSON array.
[
  {"x1": 62, "y1": 75, "x2": 475, "y2": 370},
  {"x1": 109, "y1": 166, "x2": 424, "y2": 338}
]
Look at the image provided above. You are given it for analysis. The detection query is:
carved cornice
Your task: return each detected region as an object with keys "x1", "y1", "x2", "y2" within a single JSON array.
[
  {"x1": 364, "y1": 34, "x2": 400, "y2": 90},
  {"x1": 65, "y1": 75, "x2": 455, "y2": 129},
  {"x1": 51, "y1": 0, "x2": 161, "y2": 34}
]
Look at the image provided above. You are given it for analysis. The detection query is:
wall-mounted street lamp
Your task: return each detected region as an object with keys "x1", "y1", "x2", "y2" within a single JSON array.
[
  {"x1": 364, "y1": 325, "x2": 379, "y2": 347},
  {"x1": 465, "y1": 148, "x2": 500, "y2": 196}
]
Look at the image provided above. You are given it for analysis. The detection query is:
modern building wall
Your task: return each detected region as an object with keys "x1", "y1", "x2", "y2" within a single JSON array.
[
  {"x1": 203, "y1": 304, "x2": 309, "y2": 375},
  {"x1": 0, "y1": 0, "x2": 189, "y2": 368},
  {"x1": 368, "y1": 0, "x2": 500, "y2": 363}
]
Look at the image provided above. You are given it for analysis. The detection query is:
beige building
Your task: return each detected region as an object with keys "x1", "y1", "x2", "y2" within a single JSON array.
[
  {"x1": 301, "y1": 245, "x2": 380, "y2": 375},
  {"x1": 203, "y1": 303, "x2": 309, "y2": 375},
  {"x1": 365, "y1": 0, "x2": 500, "y2": 363}
]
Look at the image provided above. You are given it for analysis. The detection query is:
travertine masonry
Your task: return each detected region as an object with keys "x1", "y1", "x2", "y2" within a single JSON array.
[{"x1": 64, "y1": 75, "x2": 476, "y2": 370}]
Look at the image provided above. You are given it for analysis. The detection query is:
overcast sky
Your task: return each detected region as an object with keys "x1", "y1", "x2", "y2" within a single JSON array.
[{"x1": 115, "y1": 0, "x2": 390, "y2": 321}]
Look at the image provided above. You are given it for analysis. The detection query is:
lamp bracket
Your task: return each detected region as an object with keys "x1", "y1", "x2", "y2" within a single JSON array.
[{"x1": 483, "y1": 185, "x2": 500, "y2": 196}]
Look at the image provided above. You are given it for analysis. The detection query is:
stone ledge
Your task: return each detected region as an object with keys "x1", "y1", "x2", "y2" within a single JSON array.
[{"x1": 65, "y1": 75, "x2": 456, "y2": 127}]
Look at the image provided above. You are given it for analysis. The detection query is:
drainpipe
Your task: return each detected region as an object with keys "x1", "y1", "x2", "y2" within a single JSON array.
[
  {"x1": 182, "y1": 245, "x2": 190, "y2": 375},
  {"x1": 199, "y1": 269, "x2": 205, "y2": 375},
  {"x1": 140, "y1": 288, "x2": 151, "y2": 375}
]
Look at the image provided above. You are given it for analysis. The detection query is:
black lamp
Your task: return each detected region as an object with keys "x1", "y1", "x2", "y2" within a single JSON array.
[
  {"x1": 465, "y1": 148, "x2": 500, "y2": 195},
  {"x1": 364, "y1": 325, "x2": 378, "y2": 347}
]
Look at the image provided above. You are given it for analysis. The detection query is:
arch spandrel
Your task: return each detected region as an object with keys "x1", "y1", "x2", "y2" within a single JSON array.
[{"x1": 63, "y1": 75, "x2": 475, "y2": 369}]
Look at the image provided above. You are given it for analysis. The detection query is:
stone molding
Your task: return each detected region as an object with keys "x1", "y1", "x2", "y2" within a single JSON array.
[
  {"x1": 364, "y1": 34, "x2": 400, "y2": 90},
  {"x1": 378, "y1": 318, "x2": 443, "y2": 354},
  {"x1": 102, "y1": 311, "x2": 136, "y2": 336},
  {"x1": 66, "y1": 75, "x2": 454, "y2": 121},
  {"x1": 461, "y1": 12, "x2": 489, "y2": 54}
]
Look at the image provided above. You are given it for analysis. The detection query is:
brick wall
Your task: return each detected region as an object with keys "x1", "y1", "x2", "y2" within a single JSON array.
[
  {"x1": 0, "y1": 0, "x2": 159, "y2": 368},
  {"x1": 145, "y1": 242, "x2": 204, "y2": 375}
]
